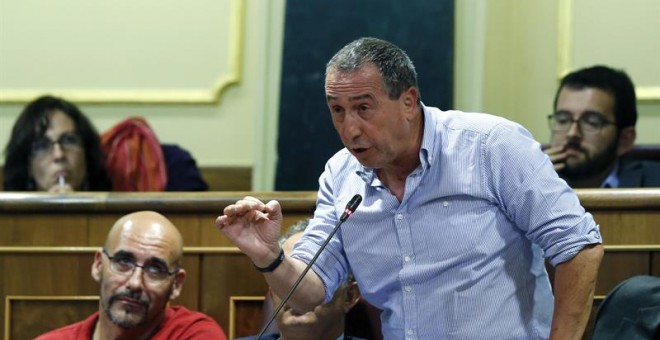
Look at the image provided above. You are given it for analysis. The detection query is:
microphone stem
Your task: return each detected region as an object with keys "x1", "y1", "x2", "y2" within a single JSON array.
[{"x1": 256, "y1": 218, "x2": 348, "y2": 340}]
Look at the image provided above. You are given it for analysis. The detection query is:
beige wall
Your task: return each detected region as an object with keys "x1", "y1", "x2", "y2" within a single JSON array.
[
  {"x1": 1, "y1": 0, "x2": 658, "y2": 190},
  {"x1": 455, "y1": 0, "x2": 660, "y2": 145}
]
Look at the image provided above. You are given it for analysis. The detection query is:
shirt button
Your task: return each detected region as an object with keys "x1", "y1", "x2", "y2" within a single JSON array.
[
  {"x1": 396, "y1": 213, "x2": 404, "y2": 220},
  {"x1": 407, "y1": 329, "x2": 415, "y2": 335},
  {"x1": 443, "y1": 201, "x2": 449, "y2": 207},
  {"x1": 404, "y1": 255, "x2": 411, "y2": 262},
  {"x1": 404, "y1": 285, "x2": 412, "y2": 292}
]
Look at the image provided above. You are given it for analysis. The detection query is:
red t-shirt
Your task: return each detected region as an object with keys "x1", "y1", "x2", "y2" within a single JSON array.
[{"x1": 35, "y1": 306, "x2": 227, "y2": 340}]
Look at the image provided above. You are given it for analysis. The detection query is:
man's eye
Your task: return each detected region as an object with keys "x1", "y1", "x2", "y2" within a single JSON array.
[
  {"x1": 555, "y1": 116, "x2": 572, "y2": 124},
  {"x1": 582, "y1": 116, "x2": 604, "y2": 127},
  {"x1": 145, "y1": 265, "x2": 167, "y2": 274},
  {"x1": 114, "y1": 258, "x2": 135, "y2": 267},
  {"x1": 145, "y1": 266, "x2": 167, "y2": 275}
]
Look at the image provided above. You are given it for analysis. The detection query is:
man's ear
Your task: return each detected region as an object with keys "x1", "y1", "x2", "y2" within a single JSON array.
[
  {"x1": 617, "y1": 126, "x2": 636, "y2": 156},
  {"x1": 401, "y1": 87, "x2": 419, "y2": 119},
  {"x1": 168, "y1": 268, "x2": 186, "y2": 301},
  {"x1": 343, "y1": 282, "x2": 361, "y2": 313},
  {"x1": 91, "y1": 251, "x2": 102, "y2": 283}
]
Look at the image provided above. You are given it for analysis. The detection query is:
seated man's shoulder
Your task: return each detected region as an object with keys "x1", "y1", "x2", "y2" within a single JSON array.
[
  {"x1": 161, "y1": 144, "x2": 208, "y2": 191},
  {"x1": 159, "y1": 305, "x2": 227, "y2": 339},
  {"x1": 620, "y1": 160, "x2": 660, "y2": 187},
  {"x1": 234, "y1": 334, "x2": 279, "y2": 340},
  {"x1": 34, "y1": 313, "x2": 98, "y2": 340},
  {"x1": 235, "y1": 335, "x2": 367, "y2": 340}
]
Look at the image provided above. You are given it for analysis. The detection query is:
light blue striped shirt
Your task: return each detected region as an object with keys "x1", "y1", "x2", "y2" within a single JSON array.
[{"x1": 291, "y1": 106, "x2": 602, "y2": 339}]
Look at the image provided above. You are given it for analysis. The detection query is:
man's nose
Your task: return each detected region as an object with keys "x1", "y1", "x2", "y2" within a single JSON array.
[
  {"x1": 341, "y1": 112, "x2": 362, "y2": 141},
  {"x1": 566, "y1": 119, "x2": 582, "y2": 137},
  {"x1": 126, "y1": 267, "x2": 145, "y2": 290}
]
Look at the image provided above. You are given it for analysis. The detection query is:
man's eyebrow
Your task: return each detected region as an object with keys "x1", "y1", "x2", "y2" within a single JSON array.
[
  {"x1": 555, "y1": 109, "x2": 607, "y2": 117},
  {"x1": 111, "y1": 250, "x2": 135, "y2": 258},
  {"x1": 581, "y1": 110, "x2": 607, "y2": 117},
  {"x1": 146, "y1": 257, "x2": 169, "y2": 267},
  {"x1": 326, "y1": 93, "x2": 374, "y2": 102},
  {"x1": 112, "y1": 249, "x2": 169, "y2": 266}
]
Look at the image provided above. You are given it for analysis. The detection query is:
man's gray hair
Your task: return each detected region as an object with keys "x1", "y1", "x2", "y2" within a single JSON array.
[
  {"x1": 278, "y1": 219, "x2": 310, "y2": 246},
  {"x1": 280, "y1": 219, "x2": 355, "y2": 285},
  {"x1": 326, "y1": 37, "x2": 420, "y2": 103}
]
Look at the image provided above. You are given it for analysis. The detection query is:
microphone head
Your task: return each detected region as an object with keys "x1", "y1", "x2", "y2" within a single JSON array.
[
  {"x1": 340, "y1": 194, "x2": 362, "y2": 222},
  {"x1": 347, "y1": 194, "x2": 362, "y2": 211}
]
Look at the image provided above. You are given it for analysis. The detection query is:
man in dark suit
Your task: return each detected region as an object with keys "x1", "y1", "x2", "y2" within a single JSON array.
[
  {"x1": 544, "y1": 65, "x2": 660, "y2": 188},
  {"x1": 591, "y1": 275, "x2": 660, "y2": 339}
]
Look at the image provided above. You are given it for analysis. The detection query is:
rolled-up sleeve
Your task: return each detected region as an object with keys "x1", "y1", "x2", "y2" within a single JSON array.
[{"x1": 484, "y1": 122, "x2": 603, "y2": 266}]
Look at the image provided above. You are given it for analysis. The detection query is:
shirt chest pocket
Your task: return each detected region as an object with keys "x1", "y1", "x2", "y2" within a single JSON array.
[{"x1": 410, "y1": 197, "x2": 499, "y2": 263}]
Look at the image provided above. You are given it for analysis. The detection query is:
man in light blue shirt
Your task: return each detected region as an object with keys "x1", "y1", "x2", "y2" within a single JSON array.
[{"x1": 217, "y1": 37, "x2": 604, "y2": 339}]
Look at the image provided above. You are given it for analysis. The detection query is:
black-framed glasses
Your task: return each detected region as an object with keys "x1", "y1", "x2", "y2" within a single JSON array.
[
  {"x1": 102, "y1": 249, "x2": 179, "y2": 283},
  {"x1": 31, "y1": 133, "x2": 83, "y2": 157},
  {"x1": 547, "y1": 112, "x2": 616, "y2": 135}
]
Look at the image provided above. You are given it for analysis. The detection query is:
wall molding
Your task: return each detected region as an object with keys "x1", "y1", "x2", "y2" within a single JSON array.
[
  {"x1": 4, "y1": 295, "x2": 99, "y2": 340},
  {"x1": 229, "y1": 296, "x2": 264, "y2": 339},
  {"x1": 0, "y1": 0, "x2": 245, "y2": 105},
  {"x1": 557, "y1": 0, "x2": 660, "y2": 102}
]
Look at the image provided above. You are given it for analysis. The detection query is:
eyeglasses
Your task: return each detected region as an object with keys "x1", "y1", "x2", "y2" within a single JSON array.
[
  {"x1": 547, "y1": 112, "x2": 616, "y2": 135},
  {"x1": 102, "y1": 249, "x2": 179, "y2": 283},
  {"x1": 31, "y1": 133, "x2": 83, "y2": 157}
]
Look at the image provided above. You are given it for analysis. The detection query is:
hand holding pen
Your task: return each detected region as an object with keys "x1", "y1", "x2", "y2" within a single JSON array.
[{"x1": 48, "y1": 175, "x2": 74, "y2": 194}]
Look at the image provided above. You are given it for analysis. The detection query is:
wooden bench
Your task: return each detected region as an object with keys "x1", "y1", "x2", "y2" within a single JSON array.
[{"x1": 1, "y1": 190, "x2": 659, "y2": 339}]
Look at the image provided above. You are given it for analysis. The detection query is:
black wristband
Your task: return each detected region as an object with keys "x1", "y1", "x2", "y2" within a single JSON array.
[{"x1": 254, "y1": 248, "x2": 285, "y2": 273}]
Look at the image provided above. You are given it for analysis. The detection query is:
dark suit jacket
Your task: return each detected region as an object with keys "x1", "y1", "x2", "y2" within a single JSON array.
[
  {"x1": 591, "y1": 275, "x2": 660, "y2": 340},
  {"x1": 618, "y1": 160, "x2": 660, "y2": 188},
  {"x1": 161, "y1": 144, "x2": 209, "y2": 191}
]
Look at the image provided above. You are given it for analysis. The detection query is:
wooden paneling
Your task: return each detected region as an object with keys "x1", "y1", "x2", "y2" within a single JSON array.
[
  {"x1": 1, "y1": 189, "x2": 659, "y2": 338},
  {"x1": 594, "y1": 252, "x2": 651, "y2": 295},
  {"x1": 5, "y1": 296, "x2": 99, "y2": 340},
  {"x1": 229, "y1": 297, "x2": 265, "y2": 339},
  {"x1": 652, "y1": 252, "x2": 660, "y2": 276},
  {"x1": 0, "y1": 192, "x2": 316, "y2": 338},
  {"x1": 0, "y1": 166, "x2": 251, "y2": 192},
  {"x1": 200, "y1": 166, "x2": 252, "y2": 191}
]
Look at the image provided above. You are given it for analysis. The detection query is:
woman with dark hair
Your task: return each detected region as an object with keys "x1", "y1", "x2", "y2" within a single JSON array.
[{"x1": 3, "y1": 95, "x2": 112, "y2": 192}]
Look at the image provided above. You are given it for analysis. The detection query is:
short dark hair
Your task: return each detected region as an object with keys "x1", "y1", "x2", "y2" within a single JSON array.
[
  {"x1": 326, "y1": 37, "x2": 420, "y2": 103},
  {"x1": 554, "y1": 65, "x2": 637, "y2": 130},
  {"x1": 3, "y1": 95, "x2": 112, "y2": 191}
]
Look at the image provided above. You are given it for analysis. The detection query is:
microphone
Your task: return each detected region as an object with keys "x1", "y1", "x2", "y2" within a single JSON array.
[{"x1": 256, "y1": 194, "x2": 362, "y2": 340}]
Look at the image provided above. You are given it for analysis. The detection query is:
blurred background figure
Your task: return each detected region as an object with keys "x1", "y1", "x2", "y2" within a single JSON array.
[
  {"x1": 544, "y1": 65, "x2": 660, "y2": 188},
  {"x1": 237, "y1": 219, "x2": 374, "y2": 340},
  {"x1": 101, "y1": 116, "x2": 208, "y2": 192},
  {"x1": 590, "y1": 275, "x2": 660, "y2": 340},
  {"x1": 3, "y1": 95, "x2": 208, "y2": 193},
  {"x1": 3, "y1": 95, "x2": 112, "y2": 193}
]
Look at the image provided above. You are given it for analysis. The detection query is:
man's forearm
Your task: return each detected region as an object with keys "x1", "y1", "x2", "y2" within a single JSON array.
[
  {"x1": 550, "y1": 244, "x2": 604, "y2": 340},
  {"x1": 264, "y1": 256, "x2": 326, "y2": 313}
]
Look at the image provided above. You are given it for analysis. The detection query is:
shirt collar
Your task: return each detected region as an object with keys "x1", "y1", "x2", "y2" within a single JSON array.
[{"x1": 600, "y1": 161, "x2": 620, "y2": 188}]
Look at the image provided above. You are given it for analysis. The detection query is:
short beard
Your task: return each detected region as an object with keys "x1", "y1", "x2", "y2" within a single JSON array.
[
  {"x1": 106, "y1": 291, "x2": 149, "y2": 328},
  {"x1": 559, "y1": 135, "x2": 619, "y2": 181}
]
